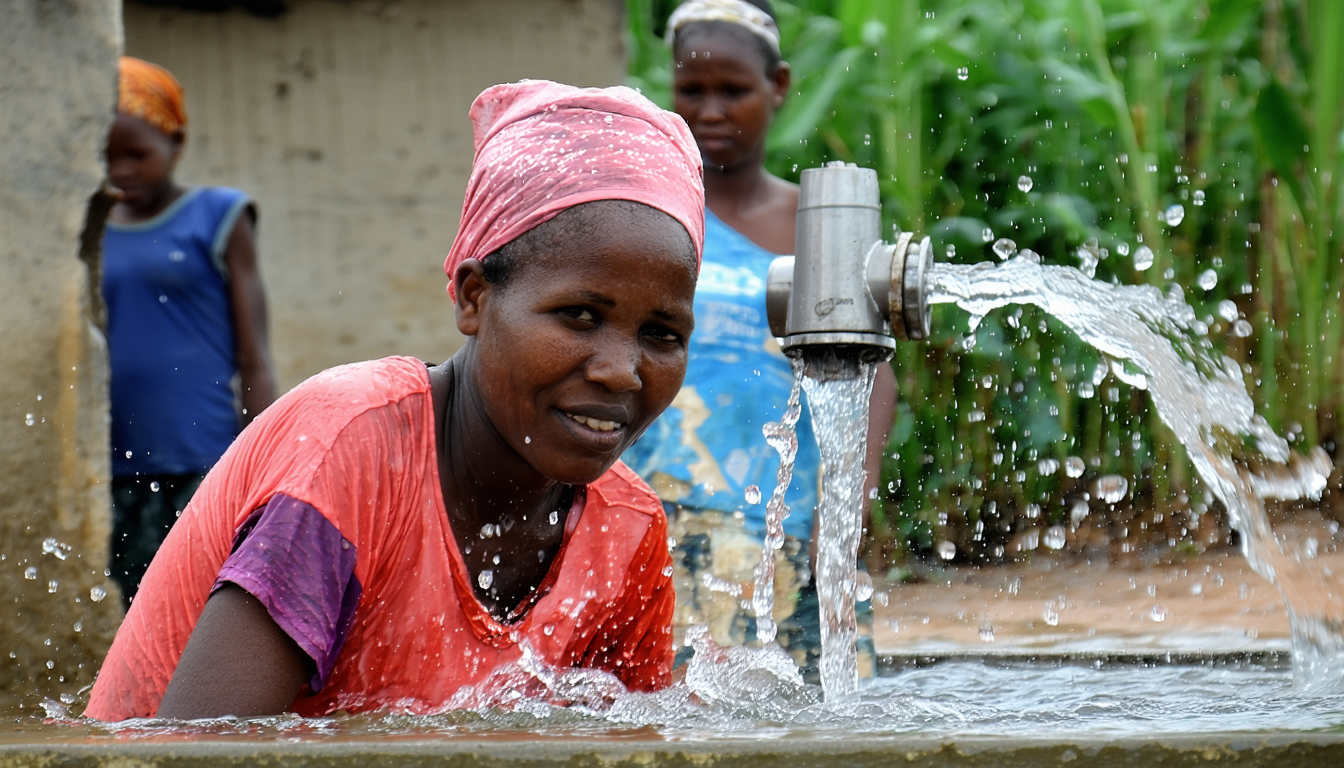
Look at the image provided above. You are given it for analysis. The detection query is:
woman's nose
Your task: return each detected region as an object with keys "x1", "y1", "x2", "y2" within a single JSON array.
[
  {"x1": 699, "y1": 96, "x2": 726, "y2": 121},
  {"x1": 585, "y1": 338, "x2": 642, "y2": 393}
]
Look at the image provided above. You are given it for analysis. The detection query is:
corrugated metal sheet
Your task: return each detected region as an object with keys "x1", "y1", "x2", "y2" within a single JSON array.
[{"x1": 125, "y1": 0, "x2": 626, "y2": 389}]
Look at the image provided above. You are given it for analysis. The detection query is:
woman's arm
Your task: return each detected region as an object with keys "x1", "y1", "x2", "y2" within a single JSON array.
[
  {"x1": 156, "y1": 584, "x2": 312, "y2": 719},
  {"x1": 864, "y1": 363, "x2": 898, "y2": 513},
  {"x1": 224, "y1": 211, "x2": 277, "y2": 426}
]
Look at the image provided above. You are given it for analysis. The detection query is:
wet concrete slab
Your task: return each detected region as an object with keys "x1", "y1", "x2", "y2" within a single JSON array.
[
  {"x1": 870, "y1": 551, "x2": 1332, "y2": 663},
  {"x1": 2, "y1": 734, "x2": 1344, "y2": 768}
]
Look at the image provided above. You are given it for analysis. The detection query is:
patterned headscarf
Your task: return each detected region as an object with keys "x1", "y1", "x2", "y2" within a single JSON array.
[
  {"x1": 665, "y1": 0, "x2": 781, "y2": 54},
  {"x1": 118, "y1": 57, "x2": 188, "y2": 135},
  {"x1": 443, "y1": 80, "x2": 705, "y2": 299}
]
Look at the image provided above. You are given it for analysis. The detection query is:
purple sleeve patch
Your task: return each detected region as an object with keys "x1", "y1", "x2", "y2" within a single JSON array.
[{"x1": 214, "y1": 494, "x2": 361, "y2": 692}]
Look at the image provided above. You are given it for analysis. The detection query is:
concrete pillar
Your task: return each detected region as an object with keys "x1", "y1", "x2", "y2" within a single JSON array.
[{"x1": 0, "y1": 0, "x2": 124, "y2": 712}]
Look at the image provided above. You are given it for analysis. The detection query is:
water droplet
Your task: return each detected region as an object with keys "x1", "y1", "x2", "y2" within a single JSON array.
[
  {"x1": 1064, "y1": 457, "x2": 1085, "y2": 478},
  {"x1": 1017, "y1": 175, "x2": 1034, "y2": 193},
  {"x1": 89, "y1": 586, "x2": 106, "y2": 602},
  {"x1": 1043, "y1": 525, "x2": 1067, "y2": 550},
  {"x1": 1070, "y1": 500, "x2": 1090, "y2": 526},
  {"x1": 979, "y1": 623, "x2": 995, "y2": 642},
  {"x1": 1232, "y1": 319, "x2": 1253, "y2": 337},
  {"x1": 992, "y1": 238, "x2": 1017, "y2": 260},
  {"x1": 1217, "y1": 300, "x2": 1239, "y2": 322},
  {"x1": 72, "y1": 620, "x2": 82, "y2": 633},
  {"x1": 1193, "y1": 189, "x2": 1205, "y2": 206},
  {"x1": 543, "y1": 623, "x2": 555, "y2": 636},
  {"x1": 23, "y1": 567, "x2": 37, "y2": 580},
  {"x1": 59, "y1": 693, "x2": 76, "y2": 705},
  {"x1": 1149, "y1": 604, "x2": 1167, "y2": 622},
  {"x1": 47, "y1": 580, "x2": 58, "y2": 594},
  {"x1": 1077, "y1": 381, "x2": 1095, "y2": 399},
  {"x1": 1197, "y1": 269, "x2": 1218, "y2": 290},
  {"x1": 935, "y1": 540, "x2": 956, "y2": 560},
  {"x1": 661, "y1": 565, "x2": 673, "y2": 578},
  {"x1": 477, "y1": 569, "x2": 494, "y2": 590},
  {"x1": 945, "y1": 244, "x2": 956, "y2": 259},
  {"x1": 1043, "y1": 606, "x2": 1060, "y2": 626},
  {"x1": 875, "y1": 591, "x2": 889, "y2": 607},
  {"x1": 492, "y1": 554, "x2": 501, "y2": 565},
  {"x1": 1025, "y1": 504, "x2": 1041, "y2": 520},
  {"x1": 1133, "y1": 245, "x2": 1155, "y2": 271},
  {"x1": 169, "y1": 250, "x2": 185, "y2": 262},
  {"x1": 956, "y1": 66, "x2": 969, "y2": 81},
  {"x1": 855, "y1": 571, "x2": 874, "y2": 602},
  {"x1": 1116, "y1": 241, "x2": 1130, "y2": 256},
  {"x1": 1163, "y1": 204, "x2": 1185, "y2": 226},
  {"x1": 1038, "y1": 458, "x2": 1060, "y2": 475},
  {"x1": 1075, "y1": 247, "x2": 1098, "y2": 278},
  {"x1": 41, "y1": 538, "x2": 68, "y2": 560},
  {"x1": 479, "y1": 524, "x2": 496, "y2": 539},
  {"x1": 525, "y1": 436, "x2": 531, "y2": 444},
  {"x1": 744, "y1": 485, "x2": 762, "y2": 505},
  {"x1": 868, "y1": 486, "x2": 879, "y2": 500},
  {"x1": 981, "y1": 227, "x2": 994, "y2": 243},
  {"x1": 1094, "y1": 475, "x2": 1129, "y2": 504},
  {"x1": 24, "y1": 413, "x2": 35, "y2": 427},
  {"x1": 158, "y1": 295, "x2": 168, "y2": 304}
]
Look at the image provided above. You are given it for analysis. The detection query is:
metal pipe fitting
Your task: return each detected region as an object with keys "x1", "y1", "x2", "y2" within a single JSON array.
[{"x1": 765, "y1": 162, "x2": 933, "y2": 355}]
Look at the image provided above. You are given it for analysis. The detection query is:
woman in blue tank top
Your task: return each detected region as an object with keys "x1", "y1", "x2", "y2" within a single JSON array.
[
  {"x1": 101, "y1": 57, "x2": 277, "y2": 606},
  {"x1": 621, "y1": 0, "x2": 897, "y2": 678}
]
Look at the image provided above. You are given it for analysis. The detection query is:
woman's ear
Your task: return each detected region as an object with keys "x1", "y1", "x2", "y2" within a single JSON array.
[
  {"x1": 453, "y1": 259, "x2": 490, "y2": 337},
  {"x1": 169, "y1": 129, "x2": 186, "y2": 164},
  {"x1": 770, "y1": 61, "x2": 791, "y2": 110}
]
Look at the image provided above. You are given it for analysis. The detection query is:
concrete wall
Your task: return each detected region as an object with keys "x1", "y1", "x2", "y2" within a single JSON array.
[
  {"x1": 124, "y1": 0, "x2": 628, "y2": 390},
  {"x1": 0, "y1": 0, "x2": 125, "y2": 710}
]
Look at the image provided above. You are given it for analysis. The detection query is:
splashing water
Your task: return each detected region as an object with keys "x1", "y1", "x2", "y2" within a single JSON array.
[
  {"x1": 797, "y1": 349, "x2": 878, "y2": 701},
  {"x1": 751, "y1": 357, "x2": 804, "y2": 645},
  {"x1": 928, "y1": 254, "x2": 1339, "y2": 692}
]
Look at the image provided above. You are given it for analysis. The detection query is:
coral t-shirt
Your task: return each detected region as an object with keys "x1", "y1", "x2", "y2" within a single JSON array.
[{"x1": 86, "y1": 356, "x2": 674, "y2": 720}]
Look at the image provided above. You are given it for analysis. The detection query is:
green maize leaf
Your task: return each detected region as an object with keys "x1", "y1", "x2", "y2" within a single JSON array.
[
  {"x1": 1199, "y1": 0, "x2": 1260, "y2": 48},
  {"x1": 769, "y1": 45, "x2": 865, "y2": 151},
  {"x1": 1254, "y1": 78, "x2": 1313, "y2": 215}
]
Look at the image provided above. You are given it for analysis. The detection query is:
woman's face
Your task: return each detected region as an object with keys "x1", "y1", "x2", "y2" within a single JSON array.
[
  {"x1": 106, "y1": 113, "x2": 182, "y2": 209},
  {"x1": 458, "y1": 202, "x2": 697, "y2": 486},
  {"x1": 673, "y1": 28, "x2": 788, "y2": 171}
]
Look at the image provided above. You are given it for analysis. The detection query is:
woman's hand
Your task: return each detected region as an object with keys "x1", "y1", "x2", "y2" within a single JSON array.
[{"x1": 156, "y1": 584, "x2": 312, "y2": 719}]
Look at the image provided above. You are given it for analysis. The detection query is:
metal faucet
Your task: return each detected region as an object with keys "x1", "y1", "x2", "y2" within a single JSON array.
[{"x1": 766, "y1": 162, "x2": 933, "y2": 357}]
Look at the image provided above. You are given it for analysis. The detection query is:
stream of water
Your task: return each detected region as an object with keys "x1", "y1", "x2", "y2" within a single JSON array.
[{"x1": 925, "y1": 253, "x2": 1340, "y2": 692}]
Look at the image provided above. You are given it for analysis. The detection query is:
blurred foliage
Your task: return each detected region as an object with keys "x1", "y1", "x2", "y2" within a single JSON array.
[{"x1": 626, "y1": 0, "x2": 1344, "y2": 567}]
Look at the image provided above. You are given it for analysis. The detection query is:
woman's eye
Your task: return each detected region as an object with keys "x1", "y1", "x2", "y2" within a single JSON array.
[
  {"x1": 561, "y1": 307, "x2": 596, "y2": 323},
  {"x1": 646, "y1": 326, "x2": 684, "y2": 346}
]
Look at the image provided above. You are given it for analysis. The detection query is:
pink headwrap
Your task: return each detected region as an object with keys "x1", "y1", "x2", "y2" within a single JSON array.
[{"x1": 444, "y1": 80, "x2": 705, "y2": 299}]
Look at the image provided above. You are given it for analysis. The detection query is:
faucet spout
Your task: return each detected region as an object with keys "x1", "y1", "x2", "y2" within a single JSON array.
[{"x1": 765, "y1": 162, "x2": 934, "y2": 355}]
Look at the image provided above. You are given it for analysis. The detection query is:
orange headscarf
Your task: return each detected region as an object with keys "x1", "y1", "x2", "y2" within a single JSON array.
[{"x1": 118, "y1": 57, "x2": 188, "y2": 135}]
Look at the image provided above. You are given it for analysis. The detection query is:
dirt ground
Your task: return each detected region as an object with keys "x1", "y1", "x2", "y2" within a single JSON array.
[{"x1": 869, "y1": 549, "x2": 1344, "y2": 661}]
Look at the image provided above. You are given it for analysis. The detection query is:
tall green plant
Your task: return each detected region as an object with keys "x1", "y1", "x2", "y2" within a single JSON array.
[{"x1": 624, "y1": 0, "x2": 1343, "y2": 565}]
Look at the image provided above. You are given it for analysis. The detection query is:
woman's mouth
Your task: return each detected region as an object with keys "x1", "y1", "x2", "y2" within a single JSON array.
[{"x1": 563, "y1": 411, "x2": 625, "y2": 433}]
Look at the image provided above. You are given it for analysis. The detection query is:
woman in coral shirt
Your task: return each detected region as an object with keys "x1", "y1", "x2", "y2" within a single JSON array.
[{"x1": 87, "y1": 79, "x2": 705, "y2": 720}]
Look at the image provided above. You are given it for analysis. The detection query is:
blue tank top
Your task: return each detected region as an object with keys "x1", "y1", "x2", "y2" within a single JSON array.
[
  {"x1": 622, "y1": 210, "x2": 821, "y2": 540},
  {"x1": 103, "y1": 187, "x2": 253, "y2": 477}
]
